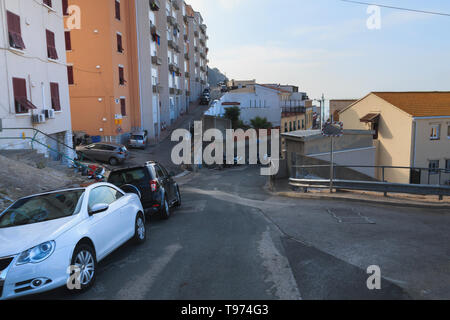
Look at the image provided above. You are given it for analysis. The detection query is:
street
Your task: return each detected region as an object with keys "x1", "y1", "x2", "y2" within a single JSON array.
[{"x1": 30, "y1": 164, "x2": 450, "y2": 300}]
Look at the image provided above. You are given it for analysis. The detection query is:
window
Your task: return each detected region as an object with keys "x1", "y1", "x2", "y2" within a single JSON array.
[
  {"x1": 43, "y1": 0, "x2": 52, "y2": 7},
  {"x1": 7, "y1": 11, "x2": 25, "y2": 50},
  {"x1": 67, "y1": 66, "x2": 74, "y2": 84},
  {"x1": 447, "y1": 124, "x2": 450, "y2": 138},
  {"x1": 115, "y1": 0, "x2": 121, "y2": 20},
  {"x1": 284, "y1": 122, "x2": 288, "y2": 133},
  {"x1": 12, "y1": 78, "x2": 37, "y2": 114},
  {"x1": 117, "y1": 33, "x2": 123, "y2": 53},
  {"x1": 88, "y1": 186, "x2": 122, "y2": 210},
  {"x1": 429, "y1": 160, "x2": 440, "y2": 175},
  {"x1": 446, "y1": 160, "x2": 450, "y2": 173},
  {"x1": 118, "y1": 66, "x2": 125, "y2": 85},
  {"x1": 65, "y1": 31, "x2": 71, "y2": 50},
  {"x1": 430, "y1": 124, "x2": 440, "y2": 140},
  {"x1": 46, "y1": 29, "x2": 58, "y2": 60},
  {"x1": 50, "y1": 82, "x2": 61, "y2": 111},
  {"x1": 62, "y1": 0, "x2": 69, "y2": 15},
  {"x1": 120, "y1": 98, "x2": 126, "y2": 116}
]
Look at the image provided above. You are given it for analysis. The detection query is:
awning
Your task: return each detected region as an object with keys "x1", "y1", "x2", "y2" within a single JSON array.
[{"x1": 360, "y1": 113, "x2": 380, "y2": 123}]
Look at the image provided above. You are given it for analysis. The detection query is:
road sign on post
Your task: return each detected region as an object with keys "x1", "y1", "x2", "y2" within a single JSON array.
[{"x1": 322, "y1": 122, "x2": 344, "y2": 193}]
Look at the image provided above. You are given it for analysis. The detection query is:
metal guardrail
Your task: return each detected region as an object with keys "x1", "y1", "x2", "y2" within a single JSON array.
[{"x1": 289, "y1": 178, "x2": 450, "y2": 199}]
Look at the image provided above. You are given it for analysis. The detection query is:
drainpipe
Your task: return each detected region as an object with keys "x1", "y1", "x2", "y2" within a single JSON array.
[
  {"x1": 0, "y1": 0, "x2": 12, "y2": 115},
  {"x1": 412, "y1": 119, "x2": 417, "y2": 168},
  {"x1": 134, "y1": 0, "x2": 145, "y2": 132}
]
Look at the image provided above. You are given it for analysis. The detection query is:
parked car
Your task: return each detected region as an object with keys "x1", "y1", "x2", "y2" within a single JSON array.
[
  {"x1": 107, "y1": 161, "x2": 181, "y2": 220},
  {"x1": 0, "y1": 183, "x2": 146, "y2": 300},
  {"x1": 128, "y1": 131, "x2": 148, "y2": 150},
  {"x1": 200, "y1": 96, "x2": 210, "y2": 105},
  {"x1": 77, "y1": 143, "x2": 129, "y2": 166}
]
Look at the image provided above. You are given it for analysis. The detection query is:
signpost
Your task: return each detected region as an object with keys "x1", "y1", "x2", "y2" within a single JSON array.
[{"x1": 322, "y1": 121, "x2": 344, "y2": 192}]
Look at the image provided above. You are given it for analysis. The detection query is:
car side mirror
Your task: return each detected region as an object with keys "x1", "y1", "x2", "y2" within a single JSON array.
[{"x1": 89, "y1": 203, "x2": 109, "y2": 216}]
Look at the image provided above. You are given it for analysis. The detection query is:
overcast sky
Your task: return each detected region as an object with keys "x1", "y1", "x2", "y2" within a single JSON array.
[{"x1": 188, "y1": 0, "x2": 450, "y2": 100}]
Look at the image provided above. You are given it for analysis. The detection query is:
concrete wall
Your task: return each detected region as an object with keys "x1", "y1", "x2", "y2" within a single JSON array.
[{"x1": 0, "y1": 0, "x2": 73, "y2": 157}]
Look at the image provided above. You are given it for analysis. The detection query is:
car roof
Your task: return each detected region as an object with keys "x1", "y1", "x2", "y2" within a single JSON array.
[
  {"x1": 131, "y1": 131, "x2": 146, "y2": 135},
  {"x1": 110, "y1": 161, "x2": 158, "y2": 173}
]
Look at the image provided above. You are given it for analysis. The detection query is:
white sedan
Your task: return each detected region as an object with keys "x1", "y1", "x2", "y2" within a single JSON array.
[{"x1": 0, "y1": 183, "x2": 146, "y2": 300}]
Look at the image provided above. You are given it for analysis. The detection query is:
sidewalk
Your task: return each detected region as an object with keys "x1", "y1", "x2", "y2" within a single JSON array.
[
  {"x1": 149, "y1": 100, "x2": 211, "y2": 146},
  {"x1": 269, "y1": 178, "x2": 450, "y2": 210}
]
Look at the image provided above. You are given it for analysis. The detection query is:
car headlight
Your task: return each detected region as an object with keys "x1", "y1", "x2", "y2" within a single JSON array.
[{"x1": 16, "y1": 241, "x2": 56, "y2": 265}]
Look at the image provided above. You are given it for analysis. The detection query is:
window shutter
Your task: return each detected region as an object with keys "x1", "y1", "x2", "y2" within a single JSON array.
[
  {"x1": 7, "y1": 11, "x2": 25, "y2": 50},
  {"x1": 65, "y1": 31, "x2": 72, "y2": 50},
  {"x1": 117, "y1": 34, "x2": 123, "y2": 52},
  {"x1": 115, "y1": 1, "x2": 121, "y2": 20},
  {"x1": 50, "y1": 82, "x2": 61, "y2": 111},
  {"x1": 46, "y1": 29, "x2": 58, "y2": 59},
  {"x1": 120, "y1": 98, "x2": 126, "y2": 116},
  {"x1": 119, "y1": 67, "x2": 125, "y2": 85},
  {"x1": 67, "y1": 66, "x2": 74, "y2": 84},
  {"x1": 62, "y1": 0, "x2": 69, "y2": 15},
  {"x1": 12, "y1": 78, "x2": 27, "y2": 114}
]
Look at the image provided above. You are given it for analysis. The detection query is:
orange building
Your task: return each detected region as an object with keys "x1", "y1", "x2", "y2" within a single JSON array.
[{"x1": 65, "y1": 0, "x2": 141, "y2": 143}]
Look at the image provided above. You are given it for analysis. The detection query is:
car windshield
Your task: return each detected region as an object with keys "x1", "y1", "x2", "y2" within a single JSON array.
[
  {"x1": 0, "y1": 190, "x2": 85, "y2": 228},
  {"x1": 131, "y1": 135, "x2": 144, "y2": 140},
  {"x1": 109, "y1": 168, "x2": 148, "y2": 186}
]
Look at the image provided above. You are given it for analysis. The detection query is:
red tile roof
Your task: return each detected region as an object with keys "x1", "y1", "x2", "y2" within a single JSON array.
[{"x1": 372, "y1": 92, "x2": 450, "y2": 117}]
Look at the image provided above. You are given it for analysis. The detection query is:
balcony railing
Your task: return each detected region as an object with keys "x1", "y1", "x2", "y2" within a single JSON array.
[
  {"x1": 150, "y1": 0, "x2": 160, "y2": 11},
  {"x1": 200, "y1": 24, "x2": 207, "y2": 34},
  {"x1": 168, "y1": 39, "x2": 176, "y2": 49},
  {"x1": 282, "y1": 107, "x2": 306, "y2": 114},
  {"x1": 151, "y1": 55, "x2": 162, "y2": 65},
  {"x1": 185, "y1": 72, "x2": 190, "y2": 78}
]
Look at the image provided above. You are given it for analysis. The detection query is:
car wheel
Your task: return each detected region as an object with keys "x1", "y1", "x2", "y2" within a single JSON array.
[
  {"x1": 160, "y1": 197, "x2": 171, "y2": 220},
  {"x1": 69, "y1": 244, "x2": 97, "y2": 293},
  {"x1": 175, "y1": 186, "x2": 181, "y2": 208},
  {"x1": 134, "y1": 213, "x2": 146, "y2": 244},
  {"x1": 109, "y1": 157, "x2": 119, "y2": 166}
]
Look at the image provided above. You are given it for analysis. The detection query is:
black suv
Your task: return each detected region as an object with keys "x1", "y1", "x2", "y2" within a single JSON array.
[{"x1": 107, "y1": 161, "x2": 181, "y2": 219}]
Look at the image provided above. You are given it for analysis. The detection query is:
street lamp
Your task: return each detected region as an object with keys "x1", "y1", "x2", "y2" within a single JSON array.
[{"x1": 313, "y1": 94, "x2": 326, "y2": 130}]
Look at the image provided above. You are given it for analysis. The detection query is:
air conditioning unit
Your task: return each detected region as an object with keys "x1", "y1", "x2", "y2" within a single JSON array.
[
  {"x1": 44, "y1": 109, "x2": 55, "y2": 119},
  {"x1": 32, "y1": 114, "x2": 46, "y2": 124}
]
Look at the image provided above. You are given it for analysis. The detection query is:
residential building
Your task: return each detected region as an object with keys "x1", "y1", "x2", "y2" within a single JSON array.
[
  {"x1": 0, "y1": 0, "x2": 74, "y2": 161},
  {"x1": 339, "y1": 92, "x2": 450, "y2": 185},
  {"x1": 66, "y1": 0, "x2": 208, "y2": 143},
  {"x1": 227, "y1": 79, "x2": 256, "y2": 90},
  {"x1": 330, "y1": 99, "x2": 357, "y2": 121}
]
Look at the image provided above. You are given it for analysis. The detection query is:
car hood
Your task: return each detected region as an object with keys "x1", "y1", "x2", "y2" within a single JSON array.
[{"x1": 0, "y1": 216, "x2": 80, "y2": 257}]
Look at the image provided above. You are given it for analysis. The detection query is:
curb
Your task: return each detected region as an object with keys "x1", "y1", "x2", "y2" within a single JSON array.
[{"x1": 273, "y1": 191, "x2": 450, "y2": 210}]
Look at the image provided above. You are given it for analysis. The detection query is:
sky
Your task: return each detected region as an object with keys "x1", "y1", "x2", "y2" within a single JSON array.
[{"x1": 187, "y1": 0, "x2": 450, "y2": 100}]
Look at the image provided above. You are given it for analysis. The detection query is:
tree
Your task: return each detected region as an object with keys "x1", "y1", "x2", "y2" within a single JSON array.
[
  {"x1": 224, "y1": 106, "x2": 241, "y2": 129},
  {"x1": 250, "y1": 117, "x2": 272, "y2": 130}
]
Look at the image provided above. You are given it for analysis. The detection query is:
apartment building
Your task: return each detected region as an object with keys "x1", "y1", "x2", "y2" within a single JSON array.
[
  {"x1": 339, "y1": 92, "x2": 450, "y2": 185},
  {"x1": 0, "y1": 0, "x2": 74, "y2": 161},
  {"x1": 66, "y1": 0, "x2": 208, "y2": 143}
]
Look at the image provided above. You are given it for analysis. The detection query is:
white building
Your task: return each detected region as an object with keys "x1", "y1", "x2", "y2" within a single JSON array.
[
  {"x1": 0, "y1": 0, "x2": 73, "y2": 162},
  {"x1": 216, "y1": 84, "x2": 293, "y2": 127}
]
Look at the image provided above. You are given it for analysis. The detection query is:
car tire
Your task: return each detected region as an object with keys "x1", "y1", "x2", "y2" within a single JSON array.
[
  {"x1": 133, "y1": 213, "x2": 146, "y2": 244},
  {"x1": 175, "y1": 186, "x2": 181, "y2": 208},
  {"x1": 69, "y1": 243, "x2": 97, "y2": 293},
  {"x1": 160, "y1": 197, "x2": 171, "y2": 220},
  {"x1": 109, "y1": 157, "x2": 119, "y2": 166}
]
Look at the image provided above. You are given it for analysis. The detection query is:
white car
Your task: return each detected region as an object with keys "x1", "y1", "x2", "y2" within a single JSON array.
[{"x1": 0, "y1": 183, "x2": 146, "y2": 300}]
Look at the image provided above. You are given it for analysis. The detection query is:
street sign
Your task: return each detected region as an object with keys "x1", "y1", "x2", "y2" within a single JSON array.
[{"x1": 322, "y1": 121, "x2": 343, "y2": 137}]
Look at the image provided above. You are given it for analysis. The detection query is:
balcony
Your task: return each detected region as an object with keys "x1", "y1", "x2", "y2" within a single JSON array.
[
  {"x1": 151, "y1": 55, "x2": 162, "y2": 65},
  {"x1": 150, "y1": 24, "x2": 160, "y2": 38},
  {"x1": 175, "y1": 44, "x2": 181, "y2": 53},
  {"x1": 186, "y1": 90, "x2": 190, "y2": 96},
  {"x1": 176, "y1": 88, "x2": 182, "y2": 95},
  {"x1": 150, "y1": 0, "x2": 160, "y2": 11},
  {"x1": 195, "y1": 77, "x2": 200, "y2": 82},
  {"x1": 195, "y1": 61, "x2": 199, "y2": 67},
  {"x1": 183, "y1": 15, "x2": 188, "y2": 24},
  {"x1": 169, "y1": 63, "x2": 177, "y2": 73},
  {"x1": 168, "y1": 39, "x2": 176, "y2": 49},
  {"x1": 153, "y1": 84, "x2": 162, "y2": 93},
  {"x1": 200, "y1": 65, "x2": 207, "y2": 72},
  {"x1": 172, "y1": 0, "x2": 180, "y2": 10},
  {"x1": 194, "y1": 46, "x2": 199, "y2": 53},
  {"x1": 282, "y1": 107, "x2": 306, "y2": 115},
  {"x1": 169, "y1": 87, "x2": 176, "y2": 95},
  {"x1": 185, "y1": 72, "x2": 190, "y2": 78},
  {"x1": 199, "y1": 38, "x2": 205, "y2": 46},
  {"x1": 201, "y1": 80, "x2": 206, "y2": 85},
  {"x1": 167, "y1": 15, "x2": 176, "y2": 26},
  {"x1": 200, "y1": 24, "x2": 207, "y2": 34},
  {"x1": 200, "y1": 51, "x2": 206, "y2": 59}
]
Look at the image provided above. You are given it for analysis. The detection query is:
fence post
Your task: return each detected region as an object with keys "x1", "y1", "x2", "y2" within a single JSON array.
[{"x1": 382, "y1": 167, "x2": 387, "y2": 197}]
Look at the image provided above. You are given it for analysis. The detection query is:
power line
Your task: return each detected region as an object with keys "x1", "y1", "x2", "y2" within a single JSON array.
[{"x1": 339, "y1": 0, "x2": 450, "y2": 17}]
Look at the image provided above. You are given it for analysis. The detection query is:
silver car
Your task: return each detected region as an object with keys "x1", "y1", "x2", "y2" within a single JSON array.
[
  {"x1": 128, "y1": 131, "x2": 148, "y2": 150},
  {"x1": 77, "y1": 143, "x2": 129, "y2": 166}
]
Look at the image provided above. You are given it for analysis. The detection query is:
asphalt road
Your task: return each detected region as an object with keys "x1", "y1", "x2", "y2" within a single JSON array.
[{"x1": 29, "y1": 164, "x2": 450, "y2": 300}]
